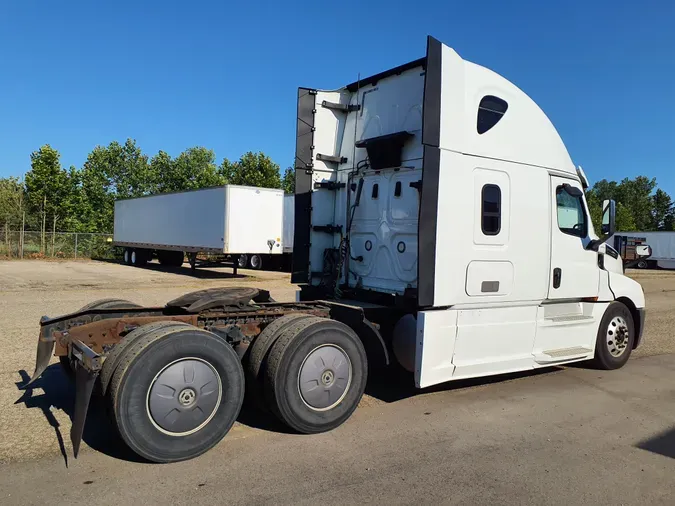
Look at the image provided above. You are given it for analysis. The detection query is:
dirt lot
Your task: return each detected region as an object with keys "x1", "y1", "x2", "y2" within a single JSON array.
[{"x1": 0, "y1": 260, "x2": 674, "y2": 464}]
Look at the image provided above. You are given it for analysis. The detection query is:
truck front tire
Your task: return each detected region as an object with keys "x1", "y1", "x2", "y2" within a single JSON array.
[
  {"x1": 109, "y1": 326, "x2": 244, "y2": 463},
  {"x1": 593, "y1": 302, "x2": 635, "y2": 370},
  {"x1": 265, "y1": 318, "x2": 367, "y2": 434}
]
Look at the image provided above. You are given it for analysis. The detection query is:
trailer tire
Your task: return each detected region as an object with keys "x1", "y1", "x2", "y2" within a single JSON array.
[
  {"x1": 246, "y1": 313, "x2": 316, "y2": 410},
  {"x1": 592, "y1": 302, "x2": 635, "y2": 370},
  {"x1": 265, "y1": 318, "x2": 367, "y2": 434},
  {"x1": 59, "y1": 299, "x2": 142, "y2": 381},
  {"x1": 131, "y1": 249, "x2": 146, "y2": 267},
  {"x1": 637, "y1": 259, "x2": 648, "y2": 269},
  {"x1": 123, "y1": 248, "x2": 132, "y2": 265},
  {"x1": 109, "y1": 326, "x2": 244, "y2": 463},
  {"x1": 238, "y1": 255, "x2": 248, "y2": 269},
  {"x1": 249, "y1": 254, "x2": 262, "y2": 270}
]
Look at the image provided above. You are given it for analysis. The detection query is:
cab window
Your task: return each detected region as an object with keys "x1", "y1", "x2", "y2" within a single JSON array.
[{"x1": 556, "y1": 185, "x2": 587, "y2": 237}]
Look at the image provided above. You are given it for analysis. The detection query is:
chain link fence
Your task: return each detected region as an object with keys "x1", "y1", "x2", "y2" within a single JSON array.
[{"x1": 0, "y1": 230, "x2": 118, "y2": 260}]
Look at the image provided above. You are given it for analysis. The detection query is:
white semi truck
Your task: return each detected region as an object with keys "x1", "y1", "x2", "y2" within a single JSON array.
[
  {"x1": 113, "y1": 185, "x2": 294, "y2": 272},
  {"x1": 25, "y1": 36, "x2": 646, "y2": 464}
]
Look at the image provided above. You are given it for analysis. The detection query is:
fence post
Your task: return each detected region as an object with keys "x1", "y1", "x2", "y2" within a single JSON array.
[
  {"x1": 74, "y1": 233, "x2": 78, "y2": 258},
  {"x1": 20, "y1": 211, "x2": 24, "y2": 259}
]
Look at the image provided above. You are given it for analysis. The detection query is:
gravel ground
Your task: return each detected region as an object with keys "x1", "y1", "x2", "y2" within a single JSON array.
[{"x1": 0, "y1": 260, "x2": 673, "y2": 463}]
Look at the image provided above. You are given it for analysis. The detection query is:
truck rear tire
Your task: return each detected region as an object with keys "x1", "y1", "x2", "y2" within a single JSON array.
[
  {"x1": 265, "y1": 318, "x2": 368, "y2": 434},
  {"x1": 123, "y1": 248, "x2": 132, "y2": 265},
  {"x1": 60, "y1": 299, "x2": 142, "y2": 381},
  {"x1": 245, "y1": 313, "x2": 317, "y2": 410},
  {"x1": 592, "y1": 302, "x2": 635, "y2": 370},
  {"x1": 99, "y1": 321, "x2": 192, "y2": 397},
  {"x1": 109, "y1": 326, "x2": 245, "y2": 463}
]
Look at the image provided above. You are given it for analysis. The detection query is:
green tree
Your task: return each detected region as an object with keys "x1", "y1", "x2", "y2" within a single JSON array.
[
  {"x1": 24, "y1": 145, "x2": 80, "y2": 249},
  {"x1": 281, "y1": 167, "x2": 295, "y2": 194},
  {"x1": 651, "y1": 188, "x2": 673, "y2": 230},
  {"x1": 616, "y1": 176, "x2": 656, "y2": 231},
  {"x1": 226, "y1": 152, "x2": 281, "y2": 188},
  {"x1": 0, "y1": 177, "x2": 26, "y2": 256},
  {"x1": 79, "y1": 139, "x2": 151, "y2": 232},
  {"x1": 154, "y1": 147, "x2": 223, "y2": 193}
]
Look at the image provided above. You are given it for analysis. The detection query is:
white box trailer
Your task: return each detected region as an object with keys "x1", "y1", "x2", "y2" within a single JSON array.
[
  {"x1": 113, "y1": 185, "x2": 293, "y2": 271},
  {"x1": 612, "y1": 231, "x2": 675, "y2": 269},
  {"x1": 27, "y1": 35, "x2": 648, "y2": 465}
]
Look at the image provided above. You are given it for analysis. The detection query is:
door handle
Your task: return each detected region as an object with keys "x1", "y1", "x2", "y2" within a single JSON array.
[{"x1": 553, "y1": 268, "x2": 562, "y2": 288}]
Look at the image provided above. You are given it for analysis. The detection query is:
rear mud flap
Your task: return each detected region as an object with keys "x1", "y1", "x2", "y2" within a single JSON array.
[
  {"x1": 23, "y1": 335, "x2": 55, "y2": 388},
  {"x1": 71, "y1": 365, "x2": 99, "y2": 458}
]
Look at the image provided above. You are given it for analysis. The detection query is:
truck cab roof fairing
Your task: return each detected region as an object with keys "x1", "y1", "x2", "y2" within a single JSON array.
[{"x1": 424, "y1": 36, "x2": 576, "y2": 174}]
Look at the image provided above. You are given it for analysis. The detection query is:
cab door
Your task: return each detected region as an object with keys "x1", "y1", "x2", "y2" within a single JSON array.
[{"x1": 547, "y1": 176, "x2": 599, "y2": 299}]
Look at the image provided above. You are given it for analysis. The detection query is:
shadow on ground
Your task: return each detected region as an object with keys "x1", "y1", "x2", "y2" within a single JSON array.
[
  {"x1": 96, "y1": 258, "x2": 252, "y2": 280},
  {"x1": 364, "y1": 363, "x2": 565, "y2": 403},
  {"x1": 636, "y1": 427, "x2": 675, "y2": 459},
  {"x1": 16, "y1": 361, "x2": 568, "y2": 465},
  {"x1": 14, "y1": 365, "x2": 294, "y2": 465}
]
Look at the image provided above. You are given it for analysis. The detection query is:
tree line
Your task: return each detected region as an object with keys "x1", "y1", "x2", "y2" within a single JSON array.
[
  {"x1": 1, "y1": 139, "x2": 673, "y2": 251},
  {"x1": 0, "y1": 140, "x2": 295, "y2": 250},
  {"x1": 585, "y1": 176, "x2": 674, "y2": 233}
]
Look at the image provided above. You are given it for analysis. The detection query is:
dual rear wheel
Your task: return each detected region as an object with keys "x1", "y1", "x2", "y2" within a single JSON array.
[{"x1": 100, "y1": 314, "x2": 367, "y2": 462}]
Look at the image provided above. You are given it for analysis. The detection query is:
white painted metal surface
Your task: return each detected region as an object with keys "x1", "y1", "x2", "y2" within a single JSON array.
[
  {"x1": 283, "y1": 195, "x2": 295, "y2": 253},
  {"x1": 301, "y1": 36, "x2": 647, "y2": 390},
  {"x1": 225, "y1": 186, "x2": 285, "y2": 254},
  {"x1": 114, "y1": 185, "x2": 286, "y2": 254},
  {"x1": 114, "y1": 187, "x2": 227, "y2": 251}
]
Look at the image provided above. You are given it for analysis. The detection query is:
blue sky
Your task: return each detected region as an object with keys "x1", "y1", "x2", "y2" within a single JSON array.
[{"x1": 1, "y1": 1, "x2": 673, "y2": 193}]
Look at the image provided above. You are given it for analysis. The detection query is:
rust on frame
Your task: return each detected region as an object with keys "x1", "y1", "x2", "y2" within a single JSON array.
[{"x1": 53, "y1": 315, "x2": 198, "y2": 355}]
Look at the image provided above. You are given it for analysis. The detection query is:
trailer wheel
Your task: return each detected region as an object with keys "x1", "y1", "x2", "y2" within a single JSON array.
[
  {"x1": 131, "y1": 249, "x2": 147, "y2": 267},
  {"x1": 109, "y1": 326, "x2": 244, "y2": 463},
  {"x1": 592, "y1": 302, "x2": 635, "y2": 370},
  {"x1": 99, "y1": 321, "x2": 192, "y2": 397},
  {"x1": 265, "y1": 318, "x2": 367, "y2": 434},
  {"x1": 249, "y1": 254, "x2": 262, "y2": 270},
  {"x1": 60, "y1": 299, "x2": 142, "y2": 380},
  {"x1": 246, "y1": 313, "x2": 316, "y2": 410},
  {"x1": 637, "y1": 259, "x2": 648, "y2": 269},
  {"x1": 123, "y1": 248, "x2": 132, "y2": 265},
  {"x1": 238, "y1": 255, "x2": 248, "y2": 269}
]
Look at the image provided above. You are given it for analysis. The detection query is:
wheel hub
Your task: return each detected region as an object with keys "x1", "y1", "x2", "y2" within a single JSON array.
[
  {"x1": 178, "y1": 387, "x2": 197, "y2": 407},
  {"x1": 298, "y1": 344, "x2": 352, "y2": 411},
  {"x1": 606, "y1": 316, "x2": 629, "y2": 358},
  {"x1": 147, "y1": 358, "x2": 222, "y2": 436}
]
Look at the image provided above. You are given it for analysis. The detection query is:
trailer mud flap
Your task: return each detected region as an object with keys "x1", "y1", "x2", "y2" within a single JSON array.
[
  {"x1": 23, "y1": 333, "x2": 55, "y2": 388},
  {"x1": 71, "y1": 364, "x2": 98, "y2": 458}
]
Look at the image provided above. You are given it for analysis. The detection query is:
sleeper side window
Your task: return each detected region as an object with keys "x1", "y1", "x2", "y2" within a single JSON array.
[
  {"x1": 556, "y1": 185, "x2": 587, "y2": 237},
  {"x1": 481, "y1": 184, "x2": 501, "y2": 235},
  {"x1": 477, "y1": 96, "x2": 508, "y2": 134}
]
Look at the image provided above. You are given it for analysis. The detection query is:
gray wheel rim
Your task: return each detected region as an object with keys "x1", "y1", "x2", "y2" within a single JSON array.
[
  {"x1": 298, "y1": 344, "x2": 352, "y2": 411},
  {"x1": 606, "y1": 316, "x2": 629, "y2": 358},
  {"x1": 238, "y1": 255, "x2": 247, "y2": 268},
  {"x1": 250, "y1": 255, "x2": 261, "y2": 269},
  {"x1": 124, "y1": 250, "x2": 129, "y2": 263},
  {"x1": 146, "y1": 357, "x2": 222, "y2": 436},
  {"x1": 131, "y1": 251, "x2": 137, "y2": 264}
]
